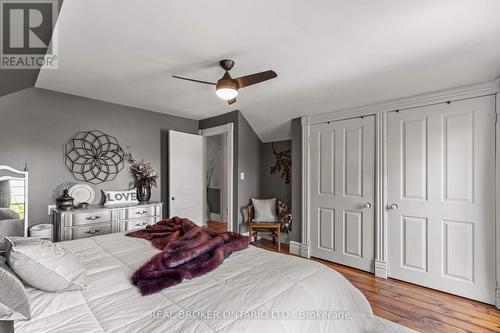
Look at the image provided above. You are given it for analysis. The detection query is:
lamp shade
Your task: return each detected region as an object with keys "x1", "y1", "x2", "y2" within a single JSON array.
[
  {"x1": 216, "y1": 87, "x2": 238, "y2": 100},
  {"x1": 216, "y1": 78, "x2": 239, "y2": 100}
]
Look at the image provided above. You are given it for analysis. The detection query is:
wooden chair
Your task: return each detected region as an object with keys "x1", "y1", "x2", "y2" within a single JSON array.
[{"x1": 247, "y1": 200, "x2": 284, "y2": 252}]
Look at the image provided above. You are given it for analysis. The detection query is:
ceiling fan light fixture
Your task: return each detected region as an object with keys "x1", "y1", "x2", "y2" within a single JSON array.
[
  {"x1": 172, "y1": 59, "x2": 277, "y2": 103},
  {"x1": 215, "y1": 79, "x2": 239, "y2": 100},
  {"x1": 216, "y1": 87, "x2": 238, "y2": 100}
]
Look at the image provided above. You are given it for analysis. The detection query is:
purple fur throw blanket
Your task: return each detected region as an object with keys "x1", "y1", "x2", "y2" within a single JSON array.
[{"x1": 126, "y1": 216, "x2": 249, "y2": 295}]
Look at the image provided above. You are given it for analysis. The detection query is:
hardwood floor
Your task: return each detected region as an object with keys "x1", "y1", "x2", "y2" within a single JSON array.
[
  {"x1": 252, "y1": 239, "x2": 500, "y2": 333},
  {"x1": 206, "y1": 220, "x2": 227, "y2": 233}
]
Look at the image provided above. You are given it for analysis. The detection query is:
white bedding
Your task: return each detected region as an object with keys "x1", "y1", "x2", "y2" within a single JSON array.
[{"x1": 15, "y1": 232, "x2": 383, "y2": 333}]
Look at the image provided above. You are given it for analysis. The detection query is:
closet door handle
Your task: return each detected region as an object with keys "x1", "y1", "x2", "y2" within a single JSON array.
[
  {"x1": 363, "y1": 202, "x2": 372, "y2": 209},
  {"x1": 389, "y1": 203, "x2": 399, "y2": 211}
]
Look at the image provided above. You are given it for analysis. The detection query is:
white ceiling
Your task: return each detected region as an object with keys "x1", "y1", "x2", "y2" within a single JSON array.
[{"x1": 36, "y1": 0, "x2": 500, "y2": 142}]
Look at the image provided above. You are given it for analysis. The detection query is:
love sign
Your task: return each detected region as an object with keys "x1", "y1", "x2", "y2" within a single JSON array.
[{"x1": 103, "y1": 189, "x2": 137, "y2": 205}]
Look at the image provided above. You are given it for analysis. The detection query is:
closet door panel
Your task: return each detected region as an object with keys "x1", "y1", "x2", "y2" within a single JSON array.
[
  {"x1": 387, "y1": 96, "x2": 496, "y2": 304},
  {"x1": 310, "y1": 116, "x2": 375, "y2": 272}
]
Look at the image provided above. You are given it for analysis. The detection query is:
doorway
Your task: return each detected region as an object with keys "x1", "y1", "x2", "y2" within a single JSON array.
[{"x1": 200, "y1": 124, "x2": 234, "y2": 232}]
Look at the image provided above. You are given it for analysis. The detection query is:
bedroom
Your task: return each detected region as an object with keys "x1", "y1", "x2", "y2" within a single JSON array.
[{"x1": 0, "y1": 0, "x2": 500, "y2": 332}]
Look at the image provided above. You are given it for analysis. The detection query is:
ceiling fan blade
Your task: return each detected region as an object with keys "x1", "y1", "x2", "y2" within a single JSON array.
[
  {"x1": 172, "y1": 75, "x2": 216, "y2": 85},
  {"x1": 227, "y1": 98, "x2": 237, "y2": 105},
  {"x1": 234, "y1": 70, "x2": 277, "y2": 88}
]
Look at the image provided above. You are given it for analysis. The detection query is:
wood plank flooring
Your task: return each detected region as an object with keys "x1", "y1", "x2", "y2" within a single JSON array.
[
  {"x1": 252, "y1": 239, "x2": 500, "y2": 333},
  {"x1": 206, "y1": 220, "x2": 227, "y2": 233}
]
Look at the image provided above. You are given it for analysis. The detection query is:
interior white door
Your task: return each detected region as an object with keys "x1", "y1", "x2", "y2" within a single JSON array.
[
  {"x1": 169, "y1": 130, "x2": 204, "y2": 225},
  {"x1": 310, "y1": 116, "x2": 375, "y2": 272},
  {"x1": 387, "y1": 96, "x2": 496, "y2": 304}
]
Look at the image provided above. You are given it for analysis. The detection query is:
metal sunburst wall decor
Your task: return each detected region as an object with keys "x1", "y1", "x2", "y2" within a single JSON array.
[{"x1": 64, "y1": 130, "x2": 125, "y2": 184}]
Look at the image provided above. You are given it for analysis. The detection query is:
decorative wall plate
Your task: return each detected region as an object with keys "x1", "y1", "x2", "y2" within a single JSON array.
[{"x1": 68, "y1": 183, "x2": 96, "y2": 205}]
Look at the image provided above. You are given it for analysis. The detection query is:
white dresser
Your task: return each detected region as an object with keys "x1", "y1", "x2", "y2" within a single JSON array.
[{"x1": 51, "y1": 202, "x2": 163, "y2": 241}]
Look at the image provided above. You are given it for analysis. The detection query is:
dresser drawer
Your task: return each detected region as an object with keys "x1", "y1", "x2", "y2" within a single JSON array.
[
  {"x1": 126, "y1": 206, "x2": 156, "y2": 219},
  {"x1": 70, "y1": 224, "x2": 112, "y2": 240},
  {"x1": 53, "y1": 202, "x2": 162, "y2": 241},
  {"x1": 125, "y1": 217, "x2": 157, "y2": 231},
  {"x1": 73, "y1": 210, "x2": 113, "y2": 226}
]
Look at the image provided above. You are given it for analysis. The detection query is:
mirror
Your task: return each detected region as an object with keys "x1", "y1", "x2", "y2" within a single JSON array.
[{"x1": 0, "y1": 165, "x2": 28, "y2": 240}]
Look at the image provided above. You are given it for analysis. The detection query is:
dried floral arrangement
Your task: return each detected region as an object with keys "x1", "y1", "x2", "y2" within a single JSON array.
[
  {"x1": 270, "y1": 142, "x2": 291, "y2": 184},
  {"x1": 278, "y1": 201, "x2": 292, "y2": 232},
  {"x1": 126, "y1": 150, "x2": 158, "y2": 187}
]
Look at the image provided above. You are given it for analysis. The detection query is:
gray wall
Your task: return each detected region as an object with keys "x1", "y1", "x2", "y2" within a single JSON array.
[
  {"x1": 0, "y1": 70, "x2": 39, "y2": 98},
  {"x1": 0, "y1": 88, "x2": 198, "y2": 226},
  {"x1": 206, "y1": 135, "x2": 224, "y2": 189},
  {"x1": 0, "y1": 86, "x2": 299, "y2": 237},
  {"x1": 199, "y1": 110, "x2": 262, "y2": 233},
  {"x1": 206, "y1": 134, "x2": 224, "y2": 215},
  {"x1": 261, "y1": 140, "x2": 291, "y2": 208},
  {"x1": 290, "y1": 118, "x2": 302, "y2": 243},
  {"x1": 260, "y1": 136, "x2": 301, "y2": 243},
  {"x1": 237, "y1": 112, "x2": 262, "y2": 233}
]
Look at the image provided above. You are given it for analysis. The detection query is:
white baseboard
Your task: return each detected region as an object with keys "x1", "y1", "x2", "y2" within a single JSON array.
[
  {"x1": 289, "y1": 241, "x2": 301, "y2": 256},
  {"x1": 300, "y1": 243, "x2": 310, "y2": 258},
  {"x1": 375, "y1": 260, "x2": 388, "y2": 278},
  {"x1": 290, "y1": 241, "x2": 310, "y2": 258},
  {"x1": 496, "y1": 287, "x2": 500, "y2": 309}
]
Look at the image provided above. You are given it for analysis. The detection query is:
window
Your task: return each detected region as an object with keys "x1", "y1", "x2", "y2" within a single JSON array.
[{"x1": 9, "y1": 179, "x2": 25, "y2": 219}]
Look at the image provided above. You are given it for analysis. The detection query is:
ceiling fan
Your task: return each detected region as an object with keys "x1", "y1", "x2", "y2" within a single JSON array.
[{"x1": 172, "y1": 59, "x2": 277, "y2": 105}]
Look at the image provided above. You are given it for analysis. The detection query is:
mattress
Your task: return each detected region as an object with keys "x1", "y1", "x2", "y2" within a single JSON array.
[{"x1": 15, "y1": 232, "x2": 380, "y2": 333}]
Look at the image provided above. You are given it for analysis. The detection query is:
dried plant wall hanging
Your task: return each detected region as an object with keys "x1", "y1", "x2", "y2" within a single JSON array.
[{"x1": 270, "y1": 142, "x2": 291, "y2": 184}]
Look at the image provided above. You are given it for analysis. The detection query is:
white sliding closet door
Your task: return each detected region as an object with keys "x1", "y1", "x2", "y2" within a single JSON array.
[
  {"x1": 310, "y1": 116, "x2": 375, "y2": 272},
  {"x1": 387, "y1": 96, "x2": 496, "y2": 304}
]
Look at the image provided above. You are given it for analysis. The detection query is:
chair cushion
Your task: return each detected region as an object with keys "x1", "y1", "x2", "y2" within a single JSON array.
[
  {"x1": 0, "y1": 256, "x2": 31, "y2": 320},
  {"x1": 251, "y1": 198, "x2": 277, "y2": 222},
  {"x1": 5, "y1": 237, "x2": 87, "y2": 292}
]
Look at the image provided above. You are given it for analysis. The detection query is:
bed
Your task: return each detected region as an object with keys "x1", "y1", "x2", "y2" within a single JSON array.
[{"x1": 14, "y1": 232, "x2": 410, "y2": 333}]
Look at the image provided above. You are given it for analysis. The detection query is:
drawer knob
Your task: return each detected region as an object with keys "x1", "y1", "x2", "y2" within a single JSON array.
[
  {"x1": 85, "y1": 228, "x2": 101, "y2": 235},
  {"x1": 135, "y1": 222, "x2": 147, "y2": 227},
  {"x1": 85, "y1": 216, "x2": 101, "y2": 221}
]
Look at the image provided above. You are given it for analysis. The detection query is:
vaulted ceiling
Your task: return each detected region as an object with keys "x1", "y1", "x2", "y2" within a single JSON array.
[{"x1": 36, "y1": 0, "x2": 500, "y2": 142}]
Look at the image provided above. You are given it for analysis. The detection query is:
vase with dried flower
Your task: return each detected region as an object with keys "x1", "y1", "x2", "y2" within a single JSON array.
[{"x1": 128, "y1": 156, "x2": 158, "y2": 202}]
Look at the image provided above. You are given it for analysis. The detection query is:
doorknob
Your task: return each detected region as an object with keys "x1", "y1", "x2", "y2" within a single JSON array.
[
  {"x1": 171, "y1": 197, "x2": 176, "y2": 201},
  {"x1": 363, "y1": 202, "x2": 372, "y2": 209},
  {"x1": 389, "y1": 203, "x2": 399, "y2": 210}
]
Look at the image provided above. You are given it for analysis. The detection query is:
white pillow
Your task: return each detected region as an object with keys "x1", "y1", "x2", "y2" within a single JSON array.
[
  {"x1": 251, "y1": 198, "x2": 277, "y2": 222},
  {"x1": 103, "y1": 188, "x2": 137, "y2": 205},
  {"x1": 0, "y1": 256, "x2": 30, "y2": 320},
  {"x1": 5, "y1": 237, "x2": 87, "y2": 292}
]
